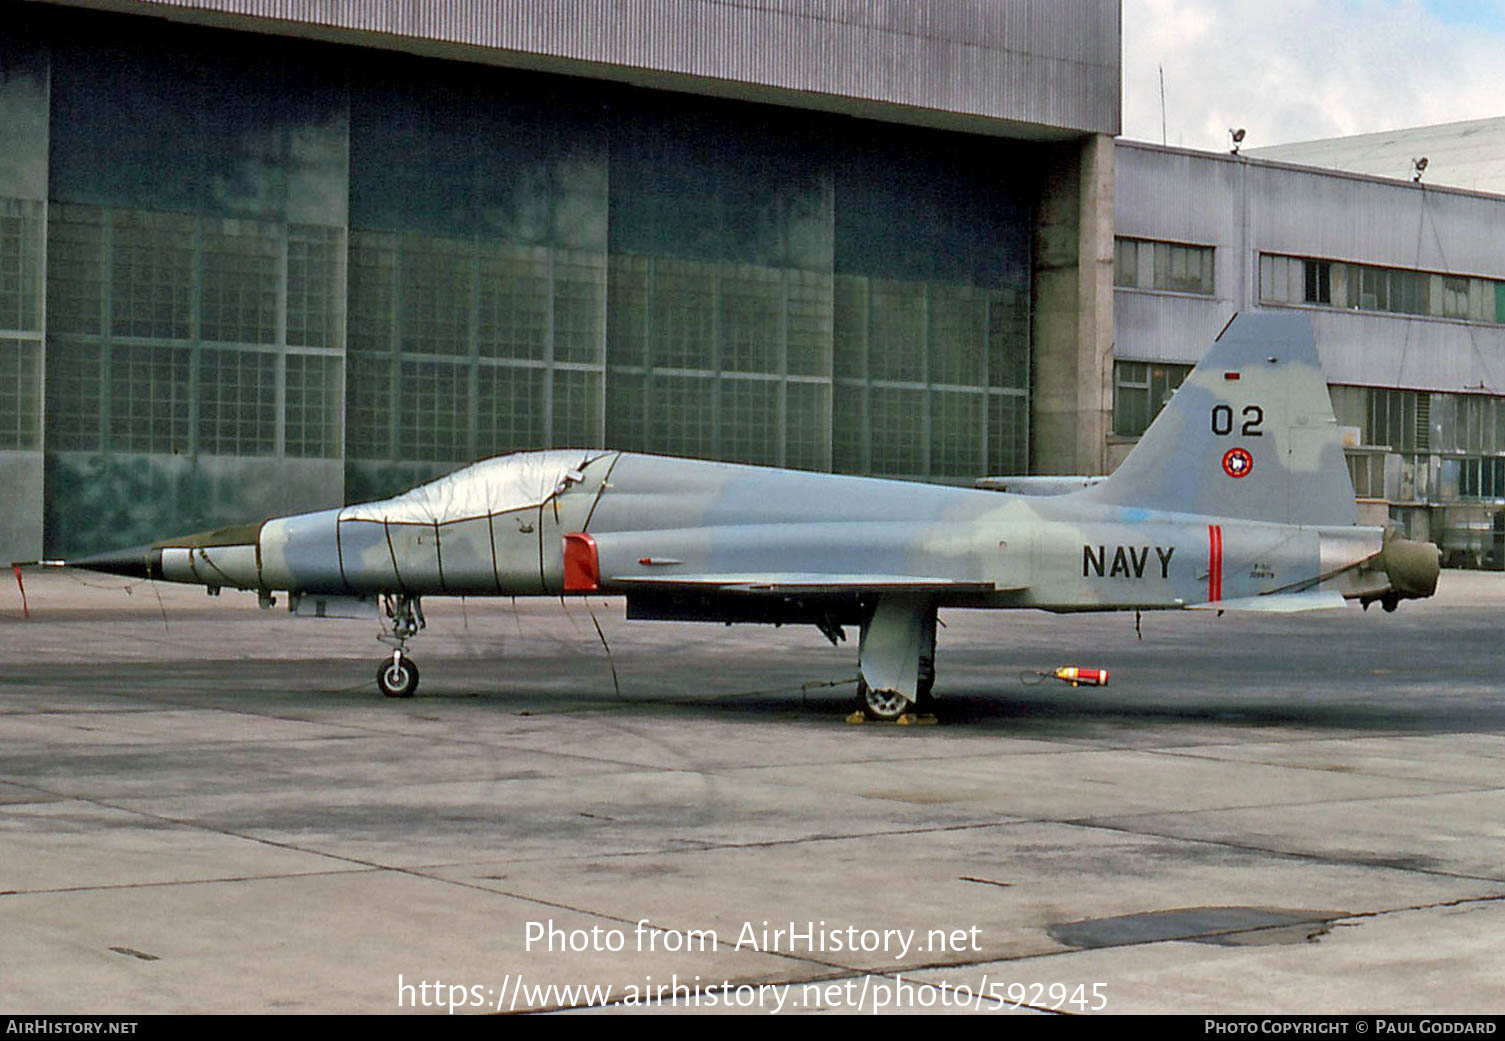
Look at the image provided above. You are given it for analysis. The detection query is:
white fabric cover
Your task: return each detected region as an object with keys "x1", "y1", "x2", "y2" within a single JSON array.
[{"x1": 340, "y1": 450, "x2": 611, "y2": 524}]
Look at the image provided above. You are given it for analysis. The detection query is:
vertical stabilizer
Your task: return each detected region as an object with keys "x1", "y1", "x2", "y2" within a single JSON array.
[{"x1": 1083, "y1": 312, "x2": 1358, "y2": 526}]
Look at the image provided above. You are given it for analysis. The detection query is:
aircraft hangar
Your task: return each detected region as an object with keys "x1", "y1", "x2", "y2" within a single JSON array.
[{"x1": 0, "y1": 0, "x2": 1120, "y2": 563}]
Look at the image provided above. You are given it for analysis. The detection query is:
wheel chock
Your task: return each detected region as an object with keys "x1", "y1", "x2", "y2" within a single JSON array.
[{"x1": 845, "y1": 711, "x2": 938, "y2": 725}]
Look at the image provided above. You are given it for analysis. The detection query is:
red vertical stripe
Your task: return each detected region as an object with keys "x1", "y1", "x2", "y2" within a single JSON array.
[{"x1": 1208, "y1": 524, "x2": 1223, "y2": 603}]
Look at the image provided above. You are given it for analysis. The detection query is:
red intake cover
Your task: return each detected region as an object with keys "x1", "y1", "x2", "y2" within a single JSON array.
[{"x1": 562, "y1": 532, "x2": 600, "y2": 593}]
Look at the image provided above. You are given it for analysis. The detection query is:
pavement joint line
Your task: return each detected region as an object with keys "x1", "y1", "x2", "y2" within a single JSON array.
[
  {"x1": 1067, "y1": 777, "x2": 1505, "y2": 820},
  {"x1": 1067, "y1": 780, "x2": 1505, "y2": 821},
  {"x1": 0, "y1": 867, "x2": 382, "y2": 899},
  {"x1": 1143, "y1": 743, "x2": 1505, "y2": 783},
  {"x1": 1056, "y1": 816, "x2": 1505, "y2": 886}
]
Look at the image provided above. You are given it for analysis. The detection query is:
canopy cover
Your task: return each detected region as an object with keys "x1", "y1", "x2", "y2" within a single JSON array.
[{"x1": 341, "y1": 450, "x2": 613, "y2": 525}]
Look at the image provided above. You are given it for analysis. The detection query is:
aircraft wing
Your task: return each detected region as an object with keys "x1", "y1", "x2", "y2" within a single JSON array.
[{"x1": 608, "y1": 574, "x2": 1009, "y2": 595}]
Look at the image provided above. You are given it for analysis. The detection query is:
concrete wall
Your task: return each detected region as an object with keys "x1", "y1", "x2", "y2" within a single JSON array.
[{"x1": 1031, "y1": 133, "x2": 1115, "y2": 476}]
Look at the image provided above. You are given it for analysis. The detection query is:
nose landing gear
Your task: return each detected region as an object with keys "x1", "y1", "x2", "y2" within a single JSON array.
[{"x1": 376, "y1": 594, "x2": 425, "y2": 698}]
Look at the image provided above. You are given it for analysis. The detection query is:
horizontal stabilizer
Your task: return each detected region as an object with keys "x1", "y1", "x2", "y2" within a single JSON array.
[
  {"x1": 609, "y1": 573, "x2": 1007, "y2": 595},
  {"x1": 1186, "y1": 591, "x2": 1348, "y2": 613}
]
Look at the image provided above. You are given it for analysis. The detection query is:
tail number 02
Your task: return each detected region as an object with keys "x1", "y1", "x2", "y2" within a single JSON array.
[{"x1": 1211, "y1": 404, "x2": 1263, "y2": 436}]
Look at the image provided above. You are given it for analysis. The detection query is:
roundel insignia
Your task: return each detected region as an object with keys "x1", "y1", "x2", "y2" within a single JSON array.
[{"x1": 1222, "y1": 447, "x2": 1254, "y2": 479}]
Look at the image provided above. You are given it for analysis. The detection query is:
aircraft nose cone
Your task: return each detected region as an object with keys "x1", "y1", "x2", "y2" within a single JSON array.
[{"x1": 67, "y1": 544, "x2": 161, "y2": 580}]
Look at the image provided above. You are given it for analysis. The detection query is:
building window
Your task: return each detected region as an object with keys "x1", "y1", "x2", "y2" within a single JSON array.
[
  {"x1": 1332, "y1": 384, "x2": 1505, "y2": 505},
  {"x1": 1303, "y1": 260, "x2": 1331, "y2": 304},
  {"x1": 1113, "y1": 237, "x2": 1137, "y2": 288},
  {"x1": 1346, "y1": 452, "x2": 1386, "y2": 500},
  {"x1": 1262, "y1": 253, "x2": 1505, "y2": 324},
  {"x1": 1114, "y1": 238, "x2": 1214, "y2": 295},
  {"x1": 1114, "y1": 361, "x2": 1191, "y2": 437}
]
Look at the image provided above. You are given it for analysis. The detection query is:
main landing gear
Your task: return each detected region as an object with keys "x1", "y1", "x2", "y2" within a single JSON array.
[
  {"x1": 857, "y1": 660, "x2": 936, "y2": 721},
  {"x1": 855, "y1": 599, "x2": 938, "y2": 721},
  {"x1": 376, "y1": 594, "x2": 425, "y2": 698}
]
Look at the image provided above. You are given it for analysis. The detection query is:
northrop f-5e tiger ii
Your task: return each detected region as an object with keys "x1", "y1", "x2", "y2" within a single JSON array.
[{"x1": 62, "y1": 312, "x2": 1440, "y2": 719}]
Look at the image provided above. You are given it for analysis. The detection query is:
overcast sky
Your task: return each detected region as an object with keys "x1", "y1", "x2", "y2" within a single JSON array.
[{"x1": 1121, "y1": 0, "x2": 1505, "y2": 151}]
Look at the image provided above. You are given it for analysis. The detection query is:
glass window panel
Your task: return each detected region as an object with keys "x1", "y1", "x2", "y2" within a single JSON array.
[
  {"x1": 348, "y1": 230, "x2": 398, "y2": 355},
  {"x1": 987, "y1": 288, "x2": 1029, "y2": 390},
  {"x1": 288, "y1": 225, "x2": 345, "y2": 350},
  {"x1": 346, "y1": 353, "x2": 394, "y2": 460},
  {"x1": 197, "y1": 348, "x2": 277, "y2": 456},
  {"x1": 477, "y1": 242, "x2": 548, "y2": 361},
  {"x1": 1114, "y1": 237, "x2": 1137, "y2": 287},
  {"x1": 476, "y1": 364, "x2": 544, "y2": 456},
  {"x1": 832, "y1": 275, "x2": 868, "y2": 380},
  {"x1": 651, "y1": 373, "x2": 714, "y2": 457},
  {"x1": 552, "y1": 251, "x2": 606, "y2": 365},
  {"x1": 718, "y1": 376, "x2": 779, "y2": 465},
  {"x1": 719, "y1": 265, "x2": 781, "y2": 375},
  {"x1": 784, "y1": 380, "x2": 830, "y2": 471},
  {"x1": 1303, "y1": 261, "x2": 1330, "y2": 304},
  {"x1": 832, "y1": 384, "x2": 866, "y2": 472},
  {"x1": 929, "y1": 388, "x2": 984, "y2": 477},
  {"x1": 0, "y1": 339, "x2": 42, "y2": 450},
  {"x1": 987, "y1": 393, "x2": 1027, "y2": 476},
  {"x1": 108, "y1": 343, "x2": 192, "y2": 453},
  {"x1": 606, "y1": 254, "x2": 651, "y2": 369},
  {"x1": 652, "y1": 259, "x2": 715, "y2": 371},
  {"x1": 786, "y1": 270, "x2": 832, "y2": 378},
  {"x1": 604, "y1": 370, "x2": 646, "y2": 452},
  {"x1": 201, "y1": 217, "x2": 280, "y2": 345},
  {"x1": 1329, "y1": 385, "x2": 1366, "y2": 433},
  {"x1": 868, "y1": 386, "x2": 924, "y2": 475},
  {"x1": 0, "y1": 199, "x2": 44, "y2": 335},
  {"x1": 928, "y1": 285, "x2": 986, "y2": 387},
  {"x1": 47, "y1": 204, "x2": 108, "y2": 336},
  {"x1": 867, "y1": 279, "x2": 924, "y2": 383},
  {"x1": 1114, "y1": 361, "x2": 1149, "y2": 437},
  {"x1": 110, "y1": 210, "x2": 194, "y2": 340},
  {"x1": 400, "y1": 233, "x2": 472, "y2": 357},
  {"x1": 399, "y1": 359, "x2": 470, "y2": 462},
  {"x1": 551, "y1": 367, "x2": 602, "y2": 448},
  {"x1": 284, "y1": 353, "x2": 343, "y2": 459}
]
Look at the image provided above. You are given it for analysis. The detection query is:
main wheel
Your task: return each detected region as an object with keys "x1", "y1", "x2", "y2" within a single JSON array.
[
  {"x1": 377, "y1": 656, "x2": 420, "y2": 698},
  {"x1": 857, "y1": 678, "x2": 911, "y2": 721}
]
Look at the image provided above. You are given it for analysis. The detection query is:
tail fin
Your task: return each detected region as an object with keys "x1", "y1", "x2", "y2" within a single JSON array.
[{"x1": 1084, "y1": 311, "x2": 1357, "y2": 526}]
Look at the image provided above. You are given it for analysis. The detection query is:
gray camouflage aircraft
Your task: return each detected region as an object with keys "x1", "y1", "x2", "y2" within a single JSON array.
[{"x1": 64, "y1": 312, "x2": 1440, "y2": 718}]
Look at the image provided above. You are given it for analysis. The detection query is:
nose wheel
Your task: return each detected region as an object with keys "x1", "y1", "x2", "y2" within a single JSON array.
[
  {"x1": 376, "y1": 594, "x2": 425, "y2": 698},
  {"x1": 377, "y1": 652, "x2": 420, "y2": 698}
]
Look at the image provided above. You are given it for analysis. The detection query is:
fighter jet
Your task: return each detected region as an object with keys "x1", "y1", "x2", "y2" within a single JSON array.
[{"x1": 62, "y1": 312, "x2": 1440, "y2": 718}]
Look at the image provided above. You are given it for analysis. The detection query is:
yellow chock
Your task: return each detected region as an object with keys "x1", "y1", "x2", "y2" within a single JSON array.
[{"x1": 846, "y1": 711, "x2": 939, "y2": 726}]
